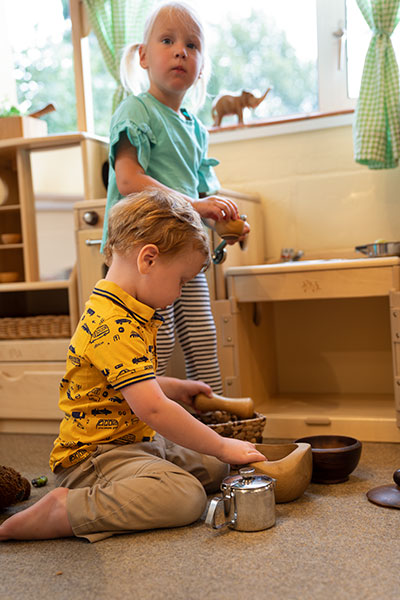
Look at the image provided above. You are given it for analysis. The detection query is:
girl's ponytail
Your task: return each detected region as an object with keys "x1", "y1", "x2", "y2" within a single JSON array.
[{"x1": 120, "y1": 43, "x2": 141, "y2": 94}]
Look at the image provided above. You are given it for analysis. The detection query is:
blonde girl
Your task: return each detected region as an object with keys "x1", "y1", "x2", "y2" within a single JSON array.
[{"x1": 102, "y1": 1, "x2": 247, "y2": 392}]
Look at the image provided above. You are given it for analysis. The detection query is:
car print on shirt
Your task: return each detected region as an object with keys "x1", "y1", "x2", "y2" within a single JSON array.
[
  {"x1": 69, "y1": 448, "x2": 88, "y2": 464},
  {"x1": 89, "y1": 323, "x2": 110, "y2": 342},
  {"x1": 116, "y1": 368, "x2": 131, "y2": 379},
  {"x1": 71, "y1": 411, "x2": 85, "y2": 419},
  {"x1": 91, "y1": 407, "x2": 112, "y2": 416},
  {"x1": 87, "y1": 387, "x2": 102, "y2": 401},
  {"x1": 69, "y1": 355, "x2": 81, "y2": 367},
  {"x1": 96, "y1": 419, "x2": 119, "y2": 429},
  {"x1": 110, "y1": 396, "x2": 124, "y2": 404},
  {"x1": 132, "y1": 356, "x2": 149, "y2": 365},
  {"x1": 81, "y1": 322, "x2": 92, "y2": 335}
]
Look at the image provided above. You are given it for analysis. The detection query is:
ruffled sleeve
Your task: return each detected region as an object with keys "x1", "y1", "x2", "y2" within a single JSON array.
[
  {"x1": 198, "y1": 156, "x2": 220, "y2": 196},
  {"x1": 109, "y1": 119, "x2": 156, "y2": 172}
]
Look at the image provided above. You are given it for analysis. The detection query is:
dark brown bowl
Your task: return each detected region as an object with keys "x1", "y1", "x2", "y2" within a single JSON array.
[{"x1": 294, "y1": 435, "x2": 362, "y2": 484}]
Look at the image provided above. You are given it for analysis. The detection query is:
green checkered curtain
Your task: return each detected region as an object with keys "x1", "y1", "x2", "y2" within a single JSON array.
[
  {"x1": 83, "y1": 0, "x2": 155, "y2": 111},
  {"x1": 353, "y1": 0, "x2": 400, "y2": 169}
]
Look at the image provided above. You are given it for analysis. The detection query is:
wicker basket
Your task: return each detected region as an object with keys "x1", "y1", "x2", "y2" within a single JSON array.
[
  {"x1": 0, "y1": 315, "x2": 71, "y2": 339},
  {"x1": 196, "y1": 410, "x2": 266, "y2": 443}
]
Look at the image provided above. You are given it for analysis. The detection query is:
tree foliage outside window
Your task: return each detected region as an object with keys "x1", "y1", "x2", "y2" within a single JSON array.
[{"x1": 197, "y1": 11, "x2": 317, "y2": 126}]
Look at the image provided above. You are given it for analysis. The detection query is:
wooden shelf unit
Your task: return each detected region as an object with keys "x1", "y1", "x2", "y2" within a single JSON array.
[{"x1": 0, "y1": 134, "x2": 108, "y2": 433}]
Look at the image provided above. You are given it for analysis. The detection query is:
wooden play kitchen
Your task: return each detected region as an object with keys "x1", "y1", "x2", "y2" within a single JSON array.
[{"x1": 224, "y1": 257, "x2": 400, "y2": 443}]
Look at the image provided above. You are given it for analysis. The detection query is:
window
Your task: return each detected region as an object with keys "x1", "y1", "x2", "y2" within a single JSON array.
[
  {"x1": 189, "y1": 0, "x2": 319, "y2": 126},
  {"x1": 1, "y1": 0, "x2": 78, "y2": 133},
  {"x1": 4, "y1": 0, "x2": 398, "y2": 135}
]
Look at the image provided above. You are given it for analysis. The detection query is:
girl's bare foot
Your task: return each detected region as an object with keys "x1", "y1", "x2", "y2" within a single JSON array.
[{"x1": 0, "y1": 487, "x2": 73, "y2": 540}]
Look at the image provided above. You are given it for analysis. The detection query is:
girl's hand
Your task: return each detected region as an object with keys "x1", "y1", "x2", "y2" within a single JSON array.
[
  {"x1": 216, "y1": 438, "x2": 266, "y2": 464},
  {"x1": 194, "y1": 195, "x2": 239, "y2": 221}
]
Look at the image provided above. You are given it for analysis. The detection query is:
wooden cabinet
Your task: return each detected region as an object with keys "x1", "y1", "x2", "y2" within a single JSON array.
[
  {"x1": 225, "y1": 258, "x2": 400, "y2": 442},
  {"x1": 0, "y1": 134, "x2": 108, "y2": 433},
  {"x1": 74, "y1": 198, "x2": 107, "y2": 313}
]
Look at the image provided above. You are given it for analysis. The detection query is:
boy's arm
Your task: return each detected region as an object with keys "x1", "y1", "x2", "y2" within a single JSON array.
[
  {"x1": 114, "y1": 134, "x2": 239, "y2": 222},
  {"x1": 121, "y1": 378, "x2": 265, "y2": 465}
]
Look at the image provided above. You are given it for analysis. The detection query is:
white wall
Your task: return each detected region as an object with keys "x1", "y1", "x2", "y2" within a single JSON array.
[{"x1": 209, "y1": 121, "x2": 400, "y2": 262}]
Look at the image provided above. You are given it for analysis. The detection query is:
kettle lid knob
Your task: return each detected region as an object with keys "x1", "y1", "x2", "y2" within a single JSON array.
[{"x1": 239, "y1": 467, "x2": 255, "y2": 481}]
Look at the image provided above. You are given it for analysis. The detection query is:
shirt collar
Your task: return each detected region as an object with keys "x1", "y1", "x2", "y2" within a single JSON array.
[{"x1": 92, "y1": 279, "x2": 164, "y2": 325}]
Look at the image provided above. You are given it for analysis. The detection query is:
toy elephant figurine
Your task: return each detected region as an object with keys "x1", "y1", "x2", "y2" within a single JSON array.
[{"x1": 211, "y1": 88, "x2": 271, "y2": 127}]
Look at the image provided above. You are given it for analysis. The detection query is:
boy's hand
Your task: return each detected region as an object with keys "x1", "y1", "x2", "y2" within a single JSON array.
[
  {"x1": 216, "y1": 438, "x2": 266, "y2": 465},
  {"x1": 157, "y1": 376, "x2": 212, "y2": 409}
]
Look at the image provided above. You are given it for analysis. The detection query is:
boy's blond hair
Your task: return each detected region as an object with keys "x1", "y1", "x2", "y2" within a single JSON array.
[{"x1": 103, "y1": 188, "x2": 210, "y2": 268}]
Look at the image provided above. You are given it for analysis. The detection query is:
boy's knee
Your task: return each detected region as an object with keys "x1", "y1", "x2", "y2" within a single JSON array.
[
  {"x1": 201, "y1": 456, "x2": 229, "y2": 493},
  {"x1": 163, "y1": 470, "x2": 207, "y2": 526}
]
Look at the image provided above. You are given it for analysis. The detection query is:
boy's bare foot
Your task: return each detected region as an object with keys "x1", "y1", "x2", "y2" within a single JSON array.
[{"x1": 0, "y1": 487, "x2": 73, "y2": 541}]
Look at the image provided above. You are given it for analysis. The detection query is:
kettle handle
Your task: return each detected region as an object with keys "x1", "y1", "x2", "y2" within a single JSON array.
[{"x1": 205, "y1": 495, "x2": 237, "y2": 530}]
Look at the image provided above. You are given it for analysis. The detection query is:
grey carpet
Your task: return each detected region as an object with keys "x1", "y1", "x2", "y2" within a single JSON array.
[{"x1": 1, "y1": 433, "x2": 399, "y2": 600}]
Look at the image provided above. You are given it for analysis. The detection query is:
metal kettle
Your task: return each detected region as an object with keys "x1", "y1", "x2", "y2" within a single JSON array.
[{"x1": 205, "y1": 467, "x2": 276, "y2": 532}]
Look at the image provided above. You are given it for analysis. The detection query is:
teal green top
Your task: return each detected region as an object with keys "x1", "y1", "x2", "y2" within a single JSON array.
[{"x1": 102, "y1": 92, "x2": 220, "y2": 249}]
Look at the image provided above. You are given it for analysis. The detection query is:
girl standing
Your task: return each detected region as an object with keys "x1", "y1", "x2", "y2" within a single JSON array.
[{"x1": 102, "y1": 1, "x2": 247, "y2": 393}]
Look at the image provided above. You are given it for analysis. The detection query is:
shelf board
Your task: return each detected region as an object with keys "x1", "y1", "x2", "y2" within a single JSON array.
[
  {"x1": 0, "y1": 204, "x2": 20, "y2": 211},
  {"x1": 256, "y1": 393, "x2": 400, "y2": 442},
  {"x1": 0, "y1": 279, "x2": 70, "y2": 292},
  {"x1": 0, "y1": 132, "x2": 109, "y2": 157},
  {"x1": 0, "y1": 244, "x2": 23, "y2": 250},
  {"x1": 259, "y1": 392, "x2": 395, "y2": 418}
]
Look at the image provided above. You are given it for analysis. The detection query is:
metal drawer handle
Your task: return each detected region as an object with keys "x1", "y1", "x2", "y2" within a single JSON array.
[{"x1": 85, "y1": 239, "x2": 102, "y2": 246}]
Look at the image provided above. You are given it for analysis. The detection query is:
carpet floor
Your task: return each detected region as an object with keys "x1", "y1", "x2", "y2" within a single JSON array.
[{"x1": 0, "y1": 433, "x2": 399, "y2": 600}]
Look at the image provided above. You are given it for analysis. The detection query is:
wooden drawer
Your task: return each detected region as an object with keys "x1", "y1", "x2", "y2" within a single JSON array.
[
  {"x1": 0, "y1": 339, "x2": 68, "y2": 362},
  {"x1": 0, "y1": 362, "x2": 64, "y2": 420}
]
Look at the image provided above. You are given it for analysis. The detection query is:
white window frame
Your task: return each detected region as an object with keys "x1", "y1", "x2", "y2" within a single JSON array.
[{"x1": 317, "y1": 0, "x2": 356, "y2": 113}]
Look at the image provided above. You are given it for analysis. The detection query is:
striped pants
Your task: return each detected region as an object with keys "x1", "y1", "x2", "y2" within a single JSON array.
[{"x1": 155, "y1": 272, "x2": 223, "y2": 394}]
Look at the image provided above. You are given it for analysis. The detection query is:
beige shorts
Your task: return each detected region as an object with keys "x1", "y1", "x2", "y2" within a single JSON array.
[{"x1": 54, "y1": 434, "x2": 228, "y2": 543}]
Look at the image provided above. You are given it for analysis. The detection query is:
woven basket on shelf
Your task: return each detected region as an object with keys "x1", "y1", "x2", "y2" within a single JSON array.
[
  {"x1": 0, "y1": 315, "x2": 71, "y2": 339},
  {"x1": 196, "y1": 410, "x2": 266, "y2": 443}
]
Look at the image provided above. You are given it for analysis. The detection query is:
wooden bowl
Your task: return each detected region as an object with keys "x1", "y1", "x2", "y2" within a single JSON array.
[
  {"x1": 295, "y1": 435, "x2": 362, "y2": 484},
  {"x1": 1, "y1": 233, "x2": 22, "y2": 244},
  {"x1": 0, "y1": 271, "x2": 19, "y2": 283},
  {"x1": 250, "y1": 442, "x2": 312, "y2": 503}
]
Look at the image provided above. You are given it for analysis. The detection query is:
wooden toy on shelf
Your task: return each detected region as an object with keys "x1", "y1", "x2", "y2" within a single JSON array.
[{"x1": 211, "y1": 88, "x2": 271, "y2": 127}]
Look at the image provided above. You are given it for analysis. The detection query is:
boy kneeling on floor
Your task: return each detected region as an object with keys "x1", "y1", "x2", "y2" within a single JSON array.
[{"x1": 0, "y1": 188, "x2": 264, "y2": 543}]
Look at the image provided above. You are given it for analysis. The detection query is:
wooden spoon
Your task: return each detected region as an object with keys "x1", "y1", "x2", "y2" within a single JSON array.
[{"x1": 194, "y1": 392, "x2": 254, "y2": 419}]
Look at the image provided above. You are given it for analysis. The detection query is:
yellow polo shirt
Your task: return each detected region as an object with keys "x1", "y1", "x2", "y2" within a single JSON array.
[{"x1": 50, "y1": 279, "x2": 163, "y2": 471}]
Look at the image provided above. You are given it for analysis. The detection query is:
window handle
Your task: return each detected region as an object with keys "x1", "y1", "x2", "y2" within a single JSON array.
[{"x1": 333, "y1": 26, "x2": 346, "y2": 71}]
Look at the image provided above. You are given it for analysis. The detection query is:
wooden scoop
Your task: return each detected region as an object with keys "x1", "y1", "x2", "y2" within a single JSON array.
[
  {"x1": 194, "y1": 392, "x2": 254, "y2": 419},
  {"x1": 215, "y1": 219, "x2": 245, "y2": 242}
]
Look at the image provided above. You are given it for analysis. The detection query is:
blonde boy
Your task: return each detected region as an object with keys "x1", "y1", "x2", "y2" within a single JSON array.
[{"x1": 0, "y1": 189, "x2": 263, "y2": 543}]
